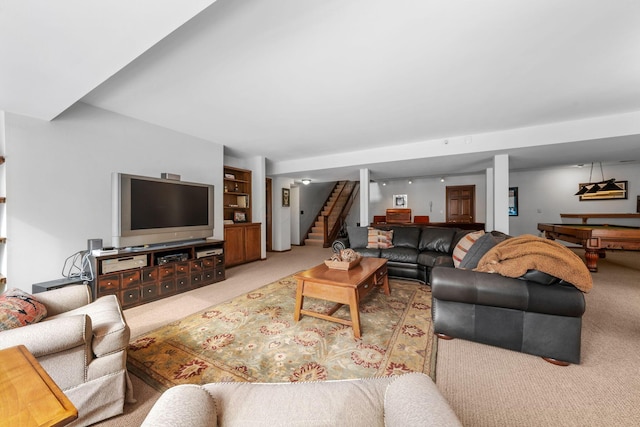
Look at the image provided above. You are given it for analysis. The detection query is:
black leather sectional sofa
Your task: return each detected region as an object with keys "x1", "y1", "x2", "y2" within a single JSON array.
[
  {"x1": 333, "y1": 225, "x2": 588, "y2": 365},
  {"x1": 332, "y1": 225, "x2": 472, "y2": 285}
]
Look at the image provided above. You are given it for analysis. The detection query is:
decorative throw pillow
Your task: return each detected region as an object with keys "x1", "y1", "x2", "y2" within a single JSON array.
[
  {"x1": 0, "y1": 288, "x2": 48, "y2": 331},
  {"x1": 367, "y1": 228, "x2": 395, "y2": 249},
  {"x1": 452, "y1": 230, "x2": 485, "y2": 268},
  {"x1": 459, "y1": 232, "x2": 504, "y2": 269},
  {"x1": 367, "y1": 227, "x2": 380, "y2": 249},
  {"x1": 378, "y1": 229, "x2": 394, "y2": 249}
]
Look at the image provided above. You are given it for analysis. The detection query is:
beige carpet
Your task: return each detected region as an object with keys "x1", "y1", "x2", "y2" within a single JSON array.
[
  {"x1": 437, "y1": 250, "x2": 640, "y2": 427},
  {"x1": 96, "y1": 246, "x2": 640, "y2": 427}
]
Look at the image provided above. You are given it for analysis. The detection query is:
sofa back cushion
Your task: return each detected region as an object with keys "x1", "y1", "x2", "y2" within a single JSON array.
[
  {"x1": 347, "y1": 226, "x2": 369, "y2": 249},
  {"x1": 418, "y1": 227, "x2": 457, "y2": 253},
  {"x1": 392, "y1": 226, "x2": 421, "y2": 249}
]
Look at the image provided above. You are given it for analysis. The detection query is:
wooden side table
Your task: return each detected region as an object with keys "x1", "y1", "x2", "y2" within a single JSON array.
[{"x1": 0, "y1": 345, "x2": 77, "y2": 427}]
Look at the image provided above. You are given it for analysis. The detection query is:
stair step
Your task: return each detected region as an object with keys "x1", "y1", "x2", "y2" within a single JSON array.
[
  {"x1": 304, "y1": 239, "x2": 325, "y2": 246},
  {"x1": 311, "y1": 226, "x2": 324, "y2": 233},
  {"x1": 308, "y1": 232, "x2": 324, "y2": 239}
]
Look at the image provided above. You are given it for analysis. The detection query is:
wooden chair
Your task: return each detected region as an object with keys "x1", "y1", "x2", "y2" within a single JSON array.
[{"x1": 414, "y1": 215, "x2": 430, "y2": 224}]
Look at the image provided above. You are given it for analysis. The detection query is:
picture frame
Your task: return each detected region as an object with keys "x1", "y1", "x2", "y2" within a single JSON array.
[
  {"x1": 508, "y1": 187, "x2": 518, "y2": 216},
  {"x1": 282, "y1": 188, "x2": 290, "y2": 207},
  {"x1": 393, "y1": 194, "x2": 408, "y2": 208},
  {"x1": 233, "y1": 211, "x2": 247, "y2": 222},
  {"x1": 579, "y1": 181, "x2": 627, "y2": 201}
]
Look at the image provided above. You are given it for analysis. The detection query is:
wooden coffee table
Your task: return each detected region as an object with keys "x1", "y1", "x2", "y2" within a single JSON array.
[
  {"x1": 293, "y1": 257, "x2": 389, "y2": 338},
  {"x1": 0, "y1": 345, "x2": 77, "y2": 427}
]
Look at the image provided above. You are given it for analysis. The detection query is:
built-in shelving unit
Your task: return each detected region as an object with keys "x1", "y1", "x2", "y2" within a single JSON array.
[
  {"x1": 223, "y1": 166, "x2": 261, "y2": 267},
  {"x1": 223, "y1": 166, "x2": 252, "y2": 223}
]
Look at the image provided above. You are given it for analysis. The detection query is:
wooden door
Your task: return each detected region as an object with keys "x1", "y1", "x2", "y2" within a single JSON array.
[{"x1": 446, "y1": 185, "x2": 475, "y2": 223}]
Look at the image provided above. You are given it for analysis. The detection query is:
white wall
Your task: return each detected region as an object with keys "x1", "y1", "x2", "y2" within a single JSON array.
[
  {"x1": 342, "y1": 162, "x2": 640, "y2": 237},
  {"x1": 5, "y1": 103, "x2": 224, "y2": 292},
  {"x1": 509, "y1": 163, "x2": 640, "y2": 236},
  {"x1": 271, "y1": 176, "x2": 294, "y2": 251},
  {"x1": 368, "y1": 174, "x2": 486, "y2": 225}
]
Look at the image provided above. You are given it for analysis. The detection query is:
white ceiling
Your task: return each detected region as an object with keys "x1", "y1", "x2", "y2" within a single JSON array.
[{"x1": 2, "y1": 0, "x2": 640, "y2": 182}]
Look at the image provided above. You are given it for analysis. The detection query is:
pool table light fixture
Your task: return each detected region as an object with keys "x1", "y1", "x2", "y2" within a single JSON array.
[{"x1": 574, "y1": 162, "x2": 622, "y2": 196}]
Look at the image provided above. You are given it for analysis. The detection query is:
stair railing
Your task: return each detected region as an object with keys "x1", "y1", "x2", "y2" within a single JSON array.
[{"x1": 322, "y1": 181, "x2": 359, "y2": 247}]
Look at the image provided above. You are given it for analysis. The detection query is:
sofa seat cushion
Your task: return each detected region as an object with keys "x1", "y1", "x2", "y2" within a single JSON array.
[
  {"x1": 391, "y1": 226, "x2": 421, "y2": 249},
  {"x1": 417, "y1": 251, "x2": 444, "y2": 267},
  {"x1": 380, "y1": 247, "x2": 418, "y2": 263},
  {"x1": 354, "y1": 247, "x2": 382, "y2": 258},
  {"x1": 431, "y1": 267, "x2": 585, "y2": 317},
  {"x1": 418, "y1": 228, "x2": 457, "y2": 253},
  {"x1": 204, "y1": 377, "x2": 393, "y2": 426},
  {"x1": 0, "y1": 289, "x2": 48, "y2": 331},
  {"x1": 47, "y1": 294, "x2": 129, "y2": 357}
]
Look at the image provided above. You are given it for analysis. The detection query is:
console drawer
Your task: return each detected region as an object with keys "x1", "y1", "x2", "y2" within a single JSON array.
[
  {"x1": 175, "y1": 262, "x2": 189, "y2": 276},
  {"x1": 121, "y1": 288, "x2": 140, "y2": 307},
  {"x1": 159, "y1": 279, "x2": 176, "y2": 295},
  {"x1": 98, "y1": 274, "x2": 120, "y2": 293},
  {"x1": 142, "y1": 266, "x2": 158, "y2": 283},
  {"x1": 141, "y1": 283, "x2": 159, "y2": 301},
  {"x1": 121, "y1": 270, "x2": 142, "y2": 289}
]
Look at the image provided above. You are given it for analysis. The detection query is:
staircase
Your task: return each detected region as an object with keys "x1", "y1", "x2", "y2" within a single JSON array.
[{"x1": 304, "y1": 181, "x2": 359, "y2": 247}]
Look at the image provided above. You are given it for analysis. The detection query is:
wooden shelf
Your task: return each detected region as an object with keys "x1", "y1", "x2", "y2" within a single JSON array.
[{"x1": 223, "y1": 166, "x2": 252, "y2": 223}]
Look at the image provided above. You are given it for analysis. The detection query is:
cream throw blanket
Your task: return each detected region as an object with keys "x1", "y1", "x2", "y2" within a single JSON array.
[{"x1": 475, "y1": 234, "x2": 593, "y2": 292}]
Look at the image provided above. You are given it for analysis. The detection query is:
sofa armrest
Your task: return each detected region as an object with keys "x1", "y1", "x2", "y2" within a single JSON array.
[
  {"x1": 35, "y1": 284, "x2": 93, "y2": 316},
  {"x1": 332, "y1": 237, "x2": 350, "y2": 253},
  {"x1": 384, "y1": 373, "x2": 461, "y2": 426},
  {"x1": 0, "y1": 314, "x2": 92, "y2": 358},
  {"x1": 142, "y1": 384, "x2": 217, "y2": 427}
]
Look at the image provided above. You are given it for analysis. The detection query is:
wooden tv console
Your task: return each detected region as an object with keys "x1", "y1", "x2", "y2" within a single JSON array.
[{"x1": 89, "y1": 239, "x2": 225, "y2": 309}]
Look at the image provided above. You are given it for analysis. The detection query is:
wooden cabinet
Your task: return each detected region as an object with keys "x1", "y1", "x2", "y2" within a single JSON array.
[
  {"x1": 224, "y1": 223, "x2": 261, "y2": 267},
  {"x1": 223, "y1": 165, "x2": 261, "y2": 267},
  {"x1": 90, "y1": 240, "x2": 225, "y2": 309}
]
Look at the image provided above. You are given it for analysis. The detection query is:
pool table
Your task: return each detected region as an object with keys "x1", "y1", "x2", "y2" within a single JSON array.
[{"x1": 537, "y1": 223, "x2": 640, "y2": 272}]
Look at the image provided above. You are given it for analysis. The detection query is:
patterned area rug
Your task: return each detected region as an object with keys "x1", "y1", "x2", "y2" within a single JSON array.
[{"x1": 127, "y1": 275, "x2": 437, "y2": 391}]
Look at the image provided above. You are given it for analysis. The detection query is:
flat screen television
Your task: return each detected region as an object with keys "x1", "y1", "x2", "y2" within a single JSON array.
[{"x1": 112, "y1": 173, "x2": 214, "y2": 248}]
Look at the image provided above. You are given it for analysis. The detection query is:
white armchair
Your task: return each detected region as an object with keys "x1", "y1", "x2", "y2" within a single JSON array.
[{"x1": 0, "y1": 285, "x2": 134, "y2": 426}]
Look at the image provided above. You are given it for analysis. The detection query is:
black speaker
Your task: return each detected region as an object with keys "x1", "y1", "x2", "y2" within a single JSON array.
[{"x1": 87, "y1": 238, "x2": 103, "y2": 252}]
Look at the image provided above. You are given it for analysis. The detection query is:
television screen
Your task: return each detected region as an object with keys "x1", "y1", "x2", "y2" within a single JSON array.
[
  {"x1": 112, "y1": 173, "x2": 214, "y2": 248},
  {"x1": 130, "y1": 179, "x2": 209, "y2": 230}
]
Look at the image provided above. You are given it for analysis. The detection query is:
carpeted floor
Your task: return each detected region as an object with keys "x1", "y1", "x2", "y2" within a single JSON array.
[
  {"x1": 95, "y1": 246, "x2": 640, "y2": 427},
  {"x1": 127, "y1": 275, "x2": 436, "y2": 391}
]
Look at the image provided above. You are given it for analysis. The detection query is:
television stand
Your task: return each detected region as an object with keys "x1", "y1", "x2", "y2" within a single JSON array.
[{"x1": 89, "y1": 239, "x2": 225, "y2": 309}]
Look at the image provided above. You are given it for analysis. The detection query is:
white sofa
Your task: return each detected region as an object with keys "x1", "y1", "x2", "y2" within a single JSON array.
[
  {"x1": 0, "y1": 285, "x2": 134, "y2": 426},
  {"x1": 141, "y1": 372, "x2": 461, "y2": 427}
]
